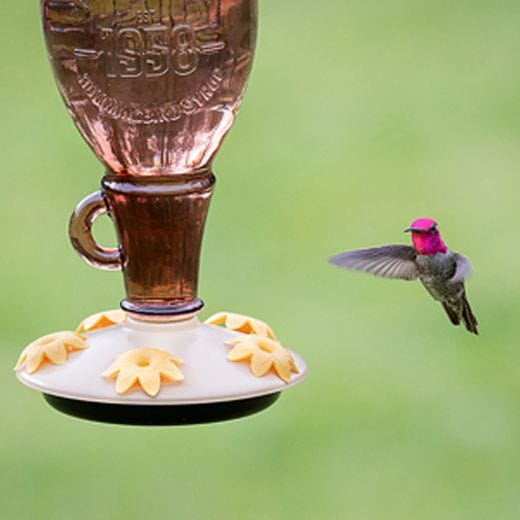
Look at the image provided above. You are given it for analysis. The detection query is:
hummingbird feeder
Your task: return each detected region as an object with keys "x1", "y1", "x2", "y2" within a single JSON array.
[{"x1": 15, "y1": 0, "x2": 307, "y2": 425}]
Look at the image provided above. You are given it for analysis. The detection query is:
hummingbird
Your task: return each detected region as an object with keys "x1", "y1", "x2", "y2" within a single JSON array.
[{"x1": 329, "y1": 218, "x2": 478, "y2": 334}]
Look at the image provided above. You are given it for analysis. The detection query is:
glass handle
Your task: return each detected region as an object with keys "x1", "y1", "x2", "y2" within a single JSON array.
[{"x1": 69, "y1": 190, "x2": 122, "y2": 271}]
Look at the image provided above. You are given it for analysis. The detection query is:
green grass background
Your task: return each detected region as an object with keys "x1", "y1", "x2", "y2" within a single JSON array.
[{"x1": 2, "y1": 1, "x2": 520, "y2": 518}]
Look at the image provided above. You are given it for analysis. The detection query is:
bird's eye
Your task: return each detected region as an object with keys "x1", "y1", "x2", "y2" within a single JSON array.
[{"x1": 429, "y1": 225, "x2": 438, "y2": 233}]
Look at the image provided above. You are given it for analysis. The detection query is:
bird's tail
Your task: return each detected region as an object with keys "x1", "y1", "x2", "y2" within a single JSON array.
[
  {"x1": 441, "y1": 301, "x2": 460, "y2": 327},
  {"x1": 461, "y1": 293, "x2": 478, "y2": 335},
  {"x1": 441, "y1": 293, "x2": 479, "y2": 335}
]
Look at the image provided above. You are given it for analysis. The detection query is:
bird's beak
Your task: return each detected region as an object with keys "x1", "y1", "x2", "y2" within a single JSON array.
[{"x1": 404, "y1": 227, "x2": 421, "y2": 233}]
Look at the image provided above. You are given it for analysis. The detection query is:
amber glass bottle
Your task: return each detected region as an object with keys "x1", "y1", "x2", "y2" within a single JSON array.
[{"x1": 42, "y1": 0, "x2": 257, "y2": 315}]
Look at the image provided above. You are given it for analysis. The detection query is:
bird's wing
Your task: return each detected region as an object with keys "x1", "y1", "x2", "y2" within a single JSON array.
[
  {"x1": 450, "y1": 253, "x2": 472, "y2": 284},
  {"x1": 329, "y1": 245, "x2": 419, "y2": 281}
]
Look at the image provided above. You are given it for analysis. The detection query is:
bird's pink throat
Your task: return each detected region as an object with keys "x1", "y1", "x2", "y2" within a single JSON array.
[{"x1": 411, "y1": 233, "x2": 447, "y2": 256}]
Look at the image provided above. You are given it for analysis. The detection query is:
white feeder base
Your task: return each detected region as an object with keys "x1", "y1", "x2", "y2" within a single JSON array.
[{"x1": 17, "y1": 316, "x2": 307, "y2": 424}]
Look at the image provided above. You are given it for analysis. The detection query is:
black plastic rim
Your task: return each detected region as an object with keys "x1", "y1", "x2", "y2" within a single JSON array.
[
  {"x1": 43, "y1": 392, "x2": 281, "y2": 426},
  {"x1": 120, "y1": 298, "x2": 205, "y2": 316}
]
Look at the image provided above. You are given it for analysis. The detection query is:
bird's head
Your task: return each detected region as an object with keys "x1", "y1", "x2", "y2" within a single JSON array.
[{"x1": 405, "y1": 218, "x2": 447, "y2": 255}]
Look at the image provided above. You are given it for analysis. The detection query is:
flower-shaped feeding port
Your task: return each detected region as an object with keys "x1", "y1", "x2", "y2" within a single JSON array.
[
  {"x1": 226, "y1": 335, "x2": 299, "y2": 383},
  {"x1": 76, "y1": 310, "x2": 127, "y2": 334},
  {"x1": 103, "y1": 348, "x2": 184, "y2": 397},
  {"x1": 15, "y1": 332, "x2": 88, "y2": 374},
  {"x1": 206, "y1": 312, "x2": 277, "y2": 340}
]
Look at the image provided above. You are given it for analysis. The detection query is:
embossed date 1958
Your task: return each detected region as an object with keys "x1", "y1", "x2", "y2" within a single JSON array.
[{"x1": 101, "y1": 24, "x2": 200, "y2": 78}]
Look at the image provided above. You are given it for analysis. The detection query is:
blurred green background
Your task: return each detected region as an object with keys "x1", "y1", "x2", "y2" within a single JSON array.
[{"x1": 2, "y1": 1, "x2": 520, "y2": 518}]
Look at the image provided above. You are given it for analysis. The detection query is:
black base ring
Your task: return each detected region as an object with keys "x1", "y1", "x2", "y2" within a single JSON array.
[{"x1": 43, "y1": 393, "x2": 281, "y2": 426}]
